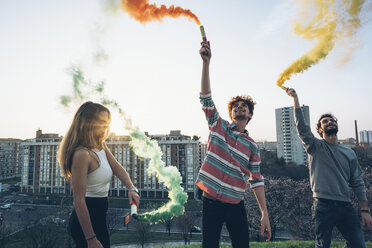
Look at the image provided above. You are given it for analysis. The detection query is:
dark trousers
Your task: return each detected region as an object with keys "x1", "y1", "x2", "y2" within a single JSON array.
[
  {"x1": 69, "y1": 197, "x2": 110, "y2": 248},
  {"x1": 313, "y1": 198, "x2": 365, "y2": 248},
  {"x1": 202, "y1": 197, "x2": 249, "y2": 248}
]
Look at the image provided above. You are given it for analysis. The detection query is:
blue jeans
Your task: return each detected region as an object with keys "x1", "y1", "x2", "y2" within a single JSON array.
[
  {"x1": 202, "y1": 197, "x2": 249, "y2": 248},
  {"x1": 312, "y1": 198, "x2": 365, "y2": 248}
]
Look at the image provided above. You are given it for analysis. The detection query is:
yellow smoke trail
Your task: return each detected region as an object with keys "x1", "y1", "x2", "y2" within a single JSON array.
[
  {"x1": 120, "y1": 0, "x2": 201, "y2": 25},
  {"x1": 277, "y1": 0, "x2": 368, "y2": 88}
]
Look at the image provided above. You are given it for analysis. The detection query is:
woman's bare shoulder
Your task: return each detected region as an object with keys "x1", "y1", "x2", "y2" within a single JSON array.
[{"x1": 71, "y1": 147, "x2": 91, "y2": 164}]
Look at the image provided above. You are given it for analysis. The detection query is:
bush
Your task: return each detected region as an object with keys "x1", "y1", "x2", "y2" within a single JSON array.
[{"x1": 158, "y1": 241, "x2": 372, "y2": 248}]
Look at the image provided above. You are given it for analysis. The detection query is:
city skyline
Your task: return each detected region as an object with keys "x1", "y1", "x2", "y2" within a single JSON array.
[
  {"x1": 1, "y1": 125, "x2": 369, "y2": 143},
  {"x1": 1, "y1": 0, "x2": 372, "y2": 142},
  {"x1": 17, "y1": 129, "x2": 204, "y2": 199}
]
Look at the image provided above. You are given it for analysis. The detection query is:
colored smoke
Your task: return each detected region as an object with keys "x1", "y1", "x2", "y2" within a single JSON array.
[
  {"x1": 277, "y1": 0, "x2": 369, "y2": 87},
  {"x1": 120, "y1": 0, "x2": 200, "y2": 25},
  {"x1": 61, "y1": 66, "x2": 188, "y2": 224}
]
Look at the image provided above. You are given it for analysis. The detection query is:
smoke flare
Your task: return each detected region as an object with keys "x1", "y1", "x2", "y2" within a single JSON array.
[
  {"x1": 120, "y1": 0, "x2": 201, "y2": 25},
  {"x1": 277, "y1": 0, "x2": 368, "y2": 88},
  {"x1": 61, "y1": 66, "x2": 188, "y2": 224}
]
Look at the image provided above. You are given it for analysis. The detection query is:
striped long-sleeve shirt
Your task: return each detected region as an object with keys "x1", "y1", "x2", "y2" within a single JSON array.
[{"x1": 196, "y1": 92, "x2": 264, "y2": 204}]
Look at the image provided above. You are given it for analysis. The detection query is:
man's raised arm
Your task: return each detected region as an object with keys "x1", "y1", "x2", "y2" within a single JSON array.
[
  {"x1": 286, "y1": 88, "x2": 317, "y2": 151},
  {"x1": 199, "y1": 42, "x2": 211, "y2": 94},
  {"x1": 286, "y1": 88, "x2": 300, "y2": 108}
]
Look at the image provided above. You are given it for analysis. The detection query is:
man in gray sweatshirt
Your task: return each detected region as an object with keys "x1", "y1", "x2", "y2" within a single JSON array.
[{"x1": 286, "y1": 88, "x2": 372, "y2": 248}]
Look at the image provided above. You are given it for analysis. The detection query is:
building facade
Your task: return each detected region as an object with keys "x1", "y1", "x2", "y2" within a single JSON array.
[
  {"x1": 275, "y1": 105, "x2": 310, "y2": 165},
  {"x1": 21, "y1": 130, "x2": 64, "y2": 194},
  {"x1": 106, "y1": 130, "x2": 200, "y2": 199},
  {"x1": 0, "y1": 138, "x2": 23, "y2": 180},
  {"x1": 198, "y1": 142, "x2": 207, "y2": 170},
  {"x1": 339, "y1": 137, "x2": 357, "y2": 148},
  {"x1": 360, "y1": 130, "x2": 372, "y2": 146},
  {"x1": 21, "y1": 130, "x2": 201, "y2": 199},
  {"x1": 257, "y1": 141, "x2": 277, "y2": 152}
]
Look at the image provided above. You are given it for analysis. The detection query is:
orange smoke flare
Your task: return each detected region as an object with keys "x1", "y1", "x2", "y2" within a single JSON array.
[{"x1": 121, "y1": 0, "x2": 201, "y2": 25}]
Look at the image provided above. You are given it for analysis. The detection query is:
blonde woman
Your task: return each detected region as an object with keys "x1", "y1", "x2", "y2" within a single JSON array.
[{"x1": 58, "y1": 101, "x2": 140, "y2": 248}]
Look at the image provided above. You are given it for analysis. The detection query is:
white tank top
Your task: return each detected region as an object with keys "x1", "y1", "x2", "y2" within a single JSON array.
[{"x1": 85, "y1": 149, "x2": 113, "y2": 197}]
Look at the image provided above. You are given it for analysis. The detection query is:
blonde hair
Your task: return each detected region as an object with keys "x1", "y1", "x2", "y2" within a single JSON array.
[{"x1": 58, "y1": 101, "x2": 111, "y2": 181}]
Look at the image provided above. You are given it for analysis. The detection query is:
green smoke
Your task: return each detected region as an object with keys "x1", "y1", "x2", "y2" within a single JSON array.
[
  {"x1": 60, "y1": 65, "x2": 90, "y2": 106},
  {"x1": 129, "y1": 130, "x2": 188, "y2": 224},
  {"x1": 61, "y1": 67, "x2": 188, "y2": 224}
]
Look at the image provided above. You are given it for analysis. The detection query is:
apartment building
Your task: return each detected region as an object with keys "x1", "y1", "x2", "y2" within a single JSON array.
[
  {"x1": 275, "y1": 105, "x2": 310, "y2": 165},
  {"x1": 21, "y1": 130, "x2": 201, "y2": 199},
  {"x1": 360, "y1": 130, "x2": 372, "y2": 146},
  {"x1": 0, "y1": 138, "x2": 23, "y2": 180}
]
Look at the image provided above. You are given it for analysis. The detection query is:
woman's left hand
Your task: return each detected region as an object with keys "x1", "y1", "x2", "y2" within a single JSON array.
[{"x1": 128, "y1": 191, "x2": 140, "y2": 207}]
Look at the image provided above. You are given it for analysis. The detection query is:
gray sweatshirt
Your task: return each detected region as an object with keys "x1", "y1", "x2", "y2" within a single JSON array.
[{"x1": 295, "y1": 108, "x2": 366, "y2": 202}]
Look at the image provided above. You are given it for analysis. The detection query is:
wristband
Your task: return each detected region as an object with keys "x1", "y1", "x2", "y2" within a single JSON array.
[
  {"x1": 129, "y1": 187, "x2": 139, "y2": 193},
  {"x1": 361, "y1": 209, "x2": 370, "y2": 214},
  {"x1": 86, "y1": 234, "x2": 96, "y2": 241}
]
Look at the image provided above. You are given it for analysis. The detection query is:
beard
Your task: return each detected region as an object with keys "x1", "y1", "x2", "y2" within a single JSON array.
[
  {"x1": 324, "y1": 125, "x2": 338, "y2": 136},
  {"x1": 234, "y1": 115, "x2": 247, "y2": 120}
]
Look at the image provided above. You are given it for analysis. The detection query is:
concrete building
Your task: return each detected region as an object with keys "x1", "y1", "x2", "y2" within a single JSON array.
[
  {"x1": 198, "y1": 142, "x2": 207, "y2": 169},
  {"x1": 339, "y1": 137, "x2": 357, "y2": 148},
  {"x1": 21, "y1": 130, "x2": 202, "y2": 199},
  {"x1": 360, "y1": 130, "x2": 372, "y2": 146},
  {"x1": 0, "y1": 138, "x2": 23, "y2": 180},
  {"x1": 107, "y1": 130, "x2": 201, "y2": 199},
  {"x1": 21, "y1": 130, "x2": 64, "y2": 194},
  {"x1": 275, "y1": 105, "x2": 310, "y2": 165},
  {"x1": 257, "y1": 141, "x2": 277, "y2": 152}
]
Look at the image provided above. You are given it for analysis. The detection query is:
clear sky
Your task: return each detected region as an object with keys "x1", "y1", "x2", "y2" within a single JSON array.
[{"x1": 1, "y1": 0, "x2": 371, "y2": 142}]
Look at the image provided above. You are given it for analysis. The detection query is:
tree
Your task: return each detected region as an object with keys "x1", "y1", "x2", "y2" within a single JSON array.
[
  {"x1": 165, "y1": 218, "x2": 173, "y2": 235},
  {"x1": 245, "y1": 177, "x2": 313, "y2": 241},
  {"x1": 261, "y1": 162, "x2": 308, "y2": 181},
  {"x1": 353, "y1": 146, "x2": 372, "y2": 168},
  {"x1": 22, "y1": 224, "x2": 62, "y2": 248},
  {"x1": 0, "y1": 214, "x2": 13, "y2": 248},
  {"x1": 259, "y1": 149, "x2": 278, "y2": 165},
  {"x1": 278, "y1": 179, "x2": 314, "y2": 239},
  {"x1": 132, "y1": 220, "x2": 151, "y2": 248},
  {"x1": 277, "y1": 157, "x2": 286, "y2": 167},
  {"x1": 362, "y1": 168, "x2": 372, "y2": 241},
  {"x1": 107, "y1": 208, "x2": 124, "y2": 238},
  {"x1": 259, "y1": 149, "x2": 308, "y2": 180},
  {"x1": 176, "y1": 213, "x2": 194, "y2": 245}
]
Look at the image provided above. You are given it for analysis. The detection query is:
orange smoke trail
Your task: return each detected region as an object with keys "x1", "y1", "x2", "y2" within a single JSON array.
[{"x1": 121, "y1": 0, "x2": 201, "y2": 25}]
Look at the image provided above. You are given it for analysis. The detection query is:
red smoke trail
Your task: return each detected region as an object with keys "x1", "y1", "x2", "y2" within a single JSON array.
[{"x1": 121, "y1": 0, "x2": 201, "y2": 25}]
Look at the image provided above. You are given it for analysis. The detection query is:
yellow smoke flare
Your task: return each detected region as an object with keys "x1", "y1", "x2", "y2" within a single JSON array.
[{"x1": 277, "y1": 0, "x2": 368, "y2": 88}]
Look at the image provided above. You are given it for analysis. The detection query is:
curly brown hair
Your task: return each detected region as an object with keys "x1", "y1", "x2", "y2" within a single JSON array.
[
  {"x1": 316, "y1": 113, "x2": 338, "y2": 137},
  {"x1": 228, "y1": 95, "x2": 256, "y2": 123}
]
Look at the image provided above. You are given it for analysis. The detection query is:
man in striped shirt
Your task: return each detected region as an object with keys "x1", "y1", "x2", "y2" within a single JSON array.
[{"x1": 196, "y1": 41, "x2": 271, "y2": 247}]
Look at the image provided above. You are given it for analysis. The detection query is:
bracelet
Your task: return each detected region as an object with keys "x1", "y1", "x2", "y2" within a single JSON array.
[
  {"x1": 86, "y1": 234, "x2": 96, "y2": 241},
  {"x1": 361, "y1": 209, "x2": 370, "y2": 214},
  {"x1": 129, "y1": 187, "x2": 139, "y2": 193}
]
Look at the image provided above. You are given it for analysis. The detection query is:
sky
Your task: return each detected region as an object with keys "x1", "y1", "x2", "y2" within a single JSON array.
[{"x1": 1, "y1": 0, "x2": 372, "y2": 142}]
